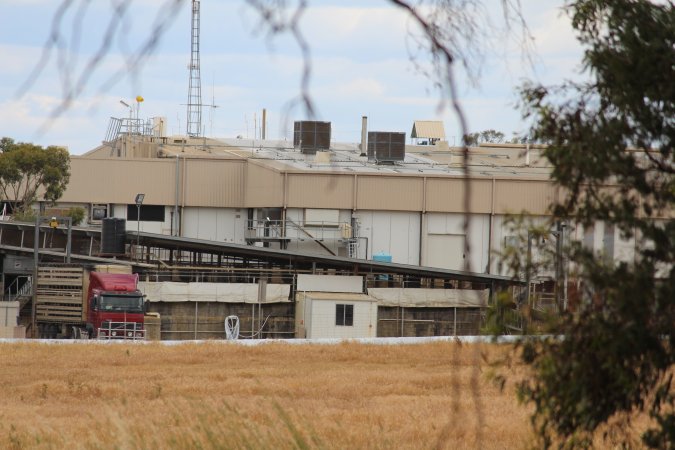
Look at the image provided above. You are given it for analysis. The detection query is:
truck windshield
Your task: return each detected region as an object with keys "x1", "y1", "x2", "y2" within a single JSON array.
[{"x1": 99, "y1": 294, "x2": 144, "y2": 313}]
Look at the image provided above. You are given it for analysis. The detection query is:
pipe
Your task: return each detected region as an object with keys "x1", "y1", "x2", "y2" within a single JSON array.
[
  {"x1": 453, "y1": 307, "x2": 457, "y2": 336},
  {"x1": 66, "y1": 217, "x2": 72, "y2": 263},
  {"x1": 525, "y1": 140, "x2": 530, "y2": 166},
  {"x1": 180, "y1": 154, "x2": 187, "y2": 236},
  {"x1": 487, "y1": 177, "x2": 495, "y2": 274},
  {"x1": 174, "y1": 155, "x2": 180, "y2": 236},
  {"x1": 262, "y1": 108, "x2": 267, "y2": 140},
  {"x1": 194, "y1": 301, "x2": 198, "y2": 340},
  {"x1": 32, "y1": 216, "x2": 39, "y2": 337},
  {"x1": 419, "y1": 212, "x2": 426, "y2": 266}
]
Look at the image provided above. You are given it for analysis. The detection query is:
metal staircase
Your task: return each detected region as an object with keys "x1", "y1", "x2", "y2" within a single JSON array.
[
  {"x1": 347, "y1": 239, "x2": 359, "y2": 258},
  {"x1": 5, "y1": 276, "x2": 33, "y2": 311}
]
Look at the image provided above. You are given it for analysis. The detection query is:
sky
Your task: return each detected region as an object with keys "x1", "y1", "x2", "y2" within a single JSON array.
[{"x1": 0, "y1": 0, "x2": 586, "y2": 155}]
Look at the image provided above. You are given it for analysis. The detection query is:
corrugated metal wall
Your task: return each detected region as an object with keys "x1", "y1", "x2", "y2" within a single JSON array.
[
  {"x1": 425, "y1": 178, "x2": 492, "y2": 213},
  {"x1": 286, "y1": 174, "x2": 354, "y2": 209},
  {"x1": 356, "y1": 176, "x2": 423, "y2": 211},
  {"x1": 245, "y1": 162, "x2": 283, "y2": 207},
  {"x1": 65, "y1": 158, "x2": 176, "y2": 204},
  {"x1": 183, "y1": 159, "x2": 245, "y2": 207},
  {"x1": 63, "y1": 157, "x2": 568, "y2": 215},
  {"x1": 494, "y1": 180, "x2": 556, "y2": 215}
]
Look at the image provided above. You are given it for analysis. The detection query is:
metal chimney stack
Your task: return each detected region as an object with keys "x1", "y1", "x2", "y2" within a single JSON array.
[{"x1": 360, "y1": 116, "x2": 368, "y2": 156}]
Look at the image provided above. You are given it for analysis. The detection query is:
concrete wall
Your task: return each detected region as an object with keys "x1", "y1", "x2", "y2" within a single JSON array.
[
  {"x1": 422, "y1": 212, "x2": 490, "y2": 272},
  {"x1": 357, "y1": 210, "x2": 421, "y2": 265},
  {"x1": 147, "y1": 301, "x2": 294, "y2": 340},
  {"x1": 0, "y1": 301, "x2": 19, "y2": 327},
  {"x1": 112, "y1": 205, "x2": 172, "y2": 235},
  {"x1": 102, "y1": 201, "x2": 638, "y2": 277},
  {"x1": 182, "y1": 207, "x2": 247, "y2": 243},
  {"x1": 377, "y1": 307, "x2": 482, "y2": 337},
  {"x1": 282, "y1": 208, "x2": 351, "y2": 256}
]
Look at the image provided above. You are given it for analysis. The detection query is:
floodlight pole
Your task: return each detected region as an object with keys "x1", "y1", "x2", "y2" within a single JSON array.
[{"x1": 135, "y1": 194, "x2": 145, "y2": 260}]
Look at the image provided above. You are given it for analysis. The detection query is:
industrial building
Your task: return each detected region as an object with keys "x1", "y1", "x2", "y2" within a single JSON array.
[
  {"x1": 47, "y1": 118, "x2": 643, "y2": 273},
  {"x1": 0, "y1": 118, "x2": 656, "y2": 339},
  {"x1": 2, "y1": 0, "x2": 661, "y2": 341}
]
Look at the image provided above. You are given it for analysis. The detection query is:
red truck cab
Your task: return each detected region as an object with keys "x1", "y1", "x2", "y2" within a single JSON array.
[{"x1": 86, "y1": 272, "x2": 145, "y2": 339}]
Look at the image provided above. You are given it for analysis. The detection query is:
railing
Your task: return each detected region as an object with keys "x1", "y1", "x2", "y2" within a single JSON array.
[
  {"x1": 502, "y1": 308, "x2": 524, "y2": 334},
  {"x1": 5, "y1": 276, "x2": 32, "y2": 303},
  {"x1": 97, "y1": 322, "x2": 146, "y2": 340},
  {"x1": 532, "y1": 292, "x2": 558, "y2": 313},
  {"x1": 104, "y1": 117, "x2": 156, "y2": 143},
  {"x1": 247, "y1": 219, "x2": 284, "y2": 239},
  {"x1": 246, "y1": 219, "x2": 353, "y2": 241}
]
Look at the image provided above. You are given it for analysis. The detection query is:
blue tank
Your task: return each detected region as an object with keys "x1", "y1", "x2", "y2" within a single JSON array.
[{"x1": 372, "y1": 252, "x2": 392, "y2": 280}]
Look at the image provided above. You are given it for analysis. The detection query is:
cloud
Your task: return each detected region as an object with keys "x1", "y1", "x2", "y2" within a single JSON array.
[
  {"x1": 0, "y1": 0, "x2": 587, "y2": 152},
  {"x1": 529, "y1": 8, "x2": 581, "y2": 58},
  {"x1": 0, "y1": 92, "x2": 123, "y2": 153},
  {"x1": 0, "y1": 0, "x2": 53, "y2": 4},
  {"x1": 0, "y1": 45, "x2": 43, "y2": 76}
]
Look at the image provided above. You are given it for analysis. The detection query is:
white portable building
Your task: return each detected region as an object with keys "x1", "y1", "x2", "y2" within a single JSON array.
[
  {"x1": 295, "y1": 291, "x2": 378, "y2": 339},
  {"x1": 295, "y1": 274, "x2": 376, "y2": 339}
]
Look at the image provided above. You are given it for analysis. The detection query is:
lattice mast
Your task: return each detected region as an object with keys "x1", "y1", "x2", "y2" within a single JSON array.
[{"x1": 186, "y1": 0, "x2": 202, "y2": 137}]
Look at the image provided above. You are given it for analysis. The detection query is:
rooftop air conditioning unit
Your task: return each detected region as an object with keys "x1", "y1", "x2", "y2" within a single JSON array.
[
  {"x1": 367, "y1": 131, "x2": 406, "y2": 164},
  {"x1": 294, "y1": 121, "x2": 331, "y2": 155}
]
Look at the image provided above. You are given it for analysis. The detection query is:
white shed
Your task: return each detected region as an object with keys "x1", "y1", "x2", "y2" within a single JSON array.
[{"x1": 295, "y1": 292, "x2": 378, "y2": 339}]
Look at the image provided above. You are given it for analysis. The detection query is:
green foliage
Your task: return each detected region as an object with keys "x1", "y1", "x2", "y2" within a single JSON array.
[
  {"x1": 63, "y1": 207, "x2": 85, "y2": 226},
  {"x1": 0, "y1": 137, "x2": 71, "y2": 215},
  {"x1": 463, "y1": 129, "x2": 505, "y2": 146},
  {"x1": 517, "y1": 0, "x2": 674, "y2": 447},
  {"x1": 11, "y1": 209, "x2": 36, "y2": 223}
]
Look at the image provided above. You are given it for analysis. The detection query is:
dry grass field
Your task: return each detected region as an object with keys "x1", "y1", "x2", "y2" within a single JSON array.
[{"x1": 0, "y1": 341, "x2": 533, "y2": 449}]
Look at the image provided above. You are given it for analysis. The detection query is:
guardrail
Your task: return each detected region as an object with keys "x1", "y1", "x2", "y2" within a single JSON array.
[{"x1": 97, "y1": 322, "x2": 145, "y2": 340}]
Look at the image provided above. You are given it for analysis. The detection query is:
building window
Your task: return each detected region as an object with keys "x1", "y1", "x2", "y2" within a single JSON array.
[
  {"x1": 91, "y1": 204, "x2": 108, "y2": 221},
  {"x1": 127, "y1": 205, "x2": 165, "y2": 222},
  {"x1": 335, "y1": 304, "x2": 354, "y2": 326}
]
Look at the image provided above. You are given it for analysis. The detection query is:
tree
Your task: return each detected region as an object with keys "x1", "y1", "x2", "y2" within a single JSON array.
[
  {"x1": 517, "y1": 0, "x2": 674, "y2": 447},
  {"x1": 463, "y1": 129, "x2": 506, "y2": 146},
  {"x1": 63, "y1": 206, "x2": 86, "y2": 226},
  {"x1": 0, "y1": 138, "x2": 71, "y2": 216}
]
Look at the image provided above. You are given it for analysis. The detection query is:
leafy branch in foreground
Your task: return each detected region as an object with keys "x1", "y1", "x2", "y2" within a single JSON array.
[{"x1": 515, "y1": 1, "x2": 674, "y2": 447}]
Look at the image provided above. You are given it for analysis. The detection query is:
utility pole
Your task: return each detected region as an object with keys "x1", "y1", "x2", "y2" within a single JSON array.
[{"x1": 554, "y1": 220, "x2": 568, "y2": 312}]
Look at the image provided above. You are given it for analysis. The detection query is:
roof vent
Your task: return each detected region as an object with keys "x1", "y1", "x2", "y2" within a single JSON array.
[
  {"x1": 367, "y1": 131, "x2": 406, "y2": 164},
  {"x1": 293, "y1": 121, "x2": 331, "y2": 154}
]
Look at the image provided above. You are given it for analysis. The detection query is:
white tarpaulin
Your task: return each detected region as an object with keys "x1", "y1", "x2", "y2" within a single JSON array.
[
  {"x1": 139, "y1": 282, "x2": 291, "y2": 303},
  {"x1": 367, "y1": 288, "x2": 488, "y2": 308},
  {"x1": 296, "y1": 274, "x2": 363, "y2": 293}
]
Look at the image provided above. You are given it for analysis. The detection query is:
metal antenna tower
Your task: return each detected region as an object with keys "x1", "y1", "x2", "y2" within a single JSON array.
[{"x1": 186, "y1": 0, "x2": 202, "y2": 137}]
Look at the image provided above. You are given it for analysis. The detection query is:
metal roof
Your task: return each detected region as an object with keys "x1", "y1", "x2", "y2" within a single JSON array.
[
  {"x1": 132, "y1": 230, "x2": 522, "y2": 285},
  {"x1": 411, "y1": 121, "x2": 446, "y2": 139},
  {"x1": 0, "y1": 222, "x2": 524, "y2": 285},
  {"x1": 194, "y1": 138, "x2": 552, "y2": 179}
]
